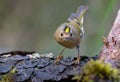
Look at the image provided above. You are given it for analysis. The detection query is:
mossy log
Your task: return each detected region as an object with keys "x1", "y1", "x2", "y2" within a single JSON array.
[{"x1": 0, "y1": 51, "x2": 97, "y2": 82}]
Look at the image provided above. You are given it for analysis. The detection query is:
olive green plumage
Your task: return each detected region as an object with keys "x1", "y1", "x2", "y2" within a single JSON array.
[
  {"x1": 54, "y1": 6, "x2": 88, "y2": 63},
  {"x1": 54, "y1": 6, "x2": 88, "y2": 49}
]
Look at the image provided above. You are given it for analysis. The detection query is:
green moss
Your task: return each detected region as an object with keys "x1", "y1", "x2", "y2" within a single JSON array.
[
  {"x1": 72, "y1": 59, "x2": 120, "y2": 82},
  {"x1": 0, "y1": 67, "x2": 16, "y2": 82}
]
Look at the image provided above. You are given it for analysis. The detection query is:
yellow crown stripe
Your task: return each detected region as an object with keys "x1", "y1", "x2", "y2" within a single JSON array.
[{"x1": 65, "y1": 26, "x2": 70, "y2": 33}]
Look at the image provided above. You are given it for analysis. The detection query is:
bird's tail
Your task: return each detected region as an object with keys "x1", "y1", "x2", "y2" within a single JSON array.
[{"x1": 76, "y1": 6, "x2": 88, "y2": 25}]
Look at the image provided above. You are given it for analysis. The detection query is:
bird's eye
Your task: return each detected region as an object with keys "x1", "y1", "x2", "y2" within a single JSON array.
[
  {"x1": 70, "y1": 33, "x2": 72, "y2": 37},
  {"x1": 61, "y1": 33, "x2": 63, "y2": 36}
]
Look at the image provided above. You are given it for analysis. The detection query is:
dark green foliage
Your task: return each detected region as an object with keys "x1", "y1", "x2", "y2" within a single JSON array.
[
  {"x1": 73, "y1": 59, "x2": 120, "y2": 82},
  {"x1": 0, "y1": 68, "x2": 16, "y2": 82}
]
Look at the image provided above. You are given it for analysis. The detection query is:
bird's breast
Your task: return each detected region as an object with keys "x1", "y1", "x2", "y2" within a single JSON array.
[{"x1": 58, "y1": 37, "x2": 80, "y2": 48}]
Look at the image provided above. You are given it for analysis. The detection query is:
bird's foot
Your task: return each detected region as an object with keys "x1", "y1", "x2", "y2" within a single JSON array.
[
  {"x1": 55, "y1": 55, "x2": 63, "y2": 64},
  {"x1": 74, "y1": 56, "x2": 81, "y2": 64}
]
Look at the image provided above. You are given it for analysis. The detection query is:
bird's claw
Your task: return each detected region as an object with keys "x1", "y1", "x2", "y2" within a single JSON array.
[
  {"x1": 74, "y1": 56, "x2": 81, "y2": 64},
  {"x1": 55, "y1": 55, "x2": 63, "y2": 64}
]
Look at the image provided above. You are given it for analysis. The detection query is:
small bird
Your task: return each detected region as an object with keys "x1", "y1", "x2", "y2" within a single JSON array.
[{"x1": 54, "y1": 6, "x2": 88, "y2": 63}]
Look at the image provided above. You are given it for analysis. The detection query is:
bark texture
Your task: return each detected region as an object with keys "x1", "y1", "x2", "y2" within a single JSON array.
[{"x1": 99, "y1": 9, "x2": 120, "y2": 68}]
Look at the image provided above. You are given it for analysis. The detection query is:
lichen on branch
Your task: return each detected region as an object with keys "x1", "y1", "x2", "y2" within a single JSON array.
[{"x1": 99, "y1": 9, "x2": 120, "y2": 69}]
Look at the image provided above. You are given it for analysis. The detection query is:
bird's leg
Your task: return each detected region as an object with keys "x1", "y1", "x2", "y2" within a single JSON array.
[
  {"x1": 75, "y1": 45, "x2": 81, "y2": 63},
  {"x1": 55, "y1": 47, "x2": 65, "y2": 63}
]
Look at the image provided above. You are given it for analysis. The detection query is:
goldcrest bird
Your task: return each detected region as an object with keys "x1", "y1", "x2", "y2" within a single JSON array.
[{"x1": 54, "y1": 6, "x2": 88, "y2": 63}]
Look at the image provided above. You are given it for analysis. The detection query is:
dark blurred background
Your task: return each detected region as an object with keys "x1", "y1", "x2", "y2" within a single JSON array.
[{"x1": 0, "y1": 0, "x2": 120, "y2": 57}]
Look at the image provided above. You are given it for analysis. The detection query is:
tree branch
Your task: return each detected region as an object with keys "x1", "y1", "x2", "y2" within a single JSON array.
[{"x1": 99, "y1": 9, "x2": 120, "y2": 68}]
